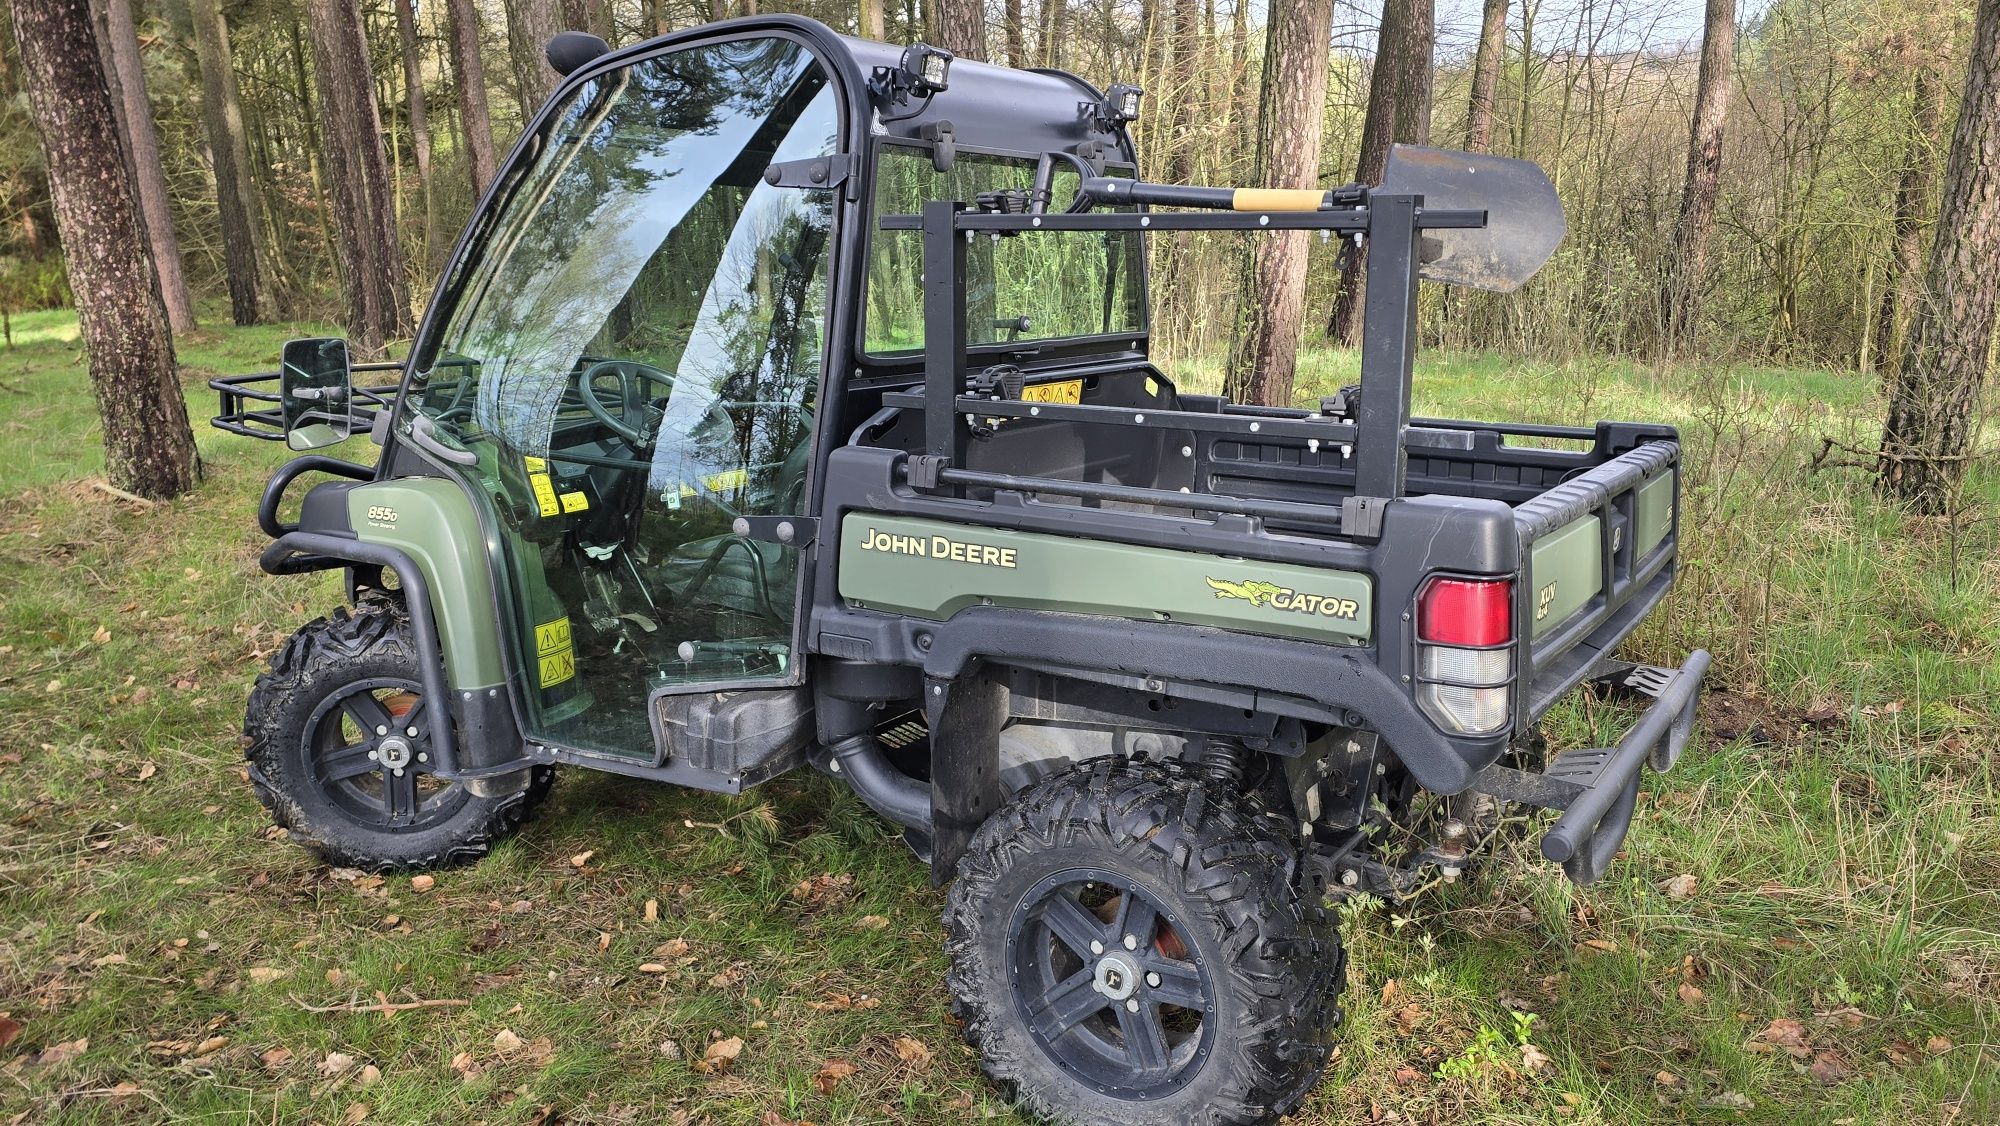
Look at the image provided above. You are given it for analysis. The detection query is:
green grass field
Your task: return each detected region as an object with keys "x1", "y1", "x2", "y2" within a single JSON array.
[{"x1": 1, "y1": 308, "x2": 1994, "y2": 1123}]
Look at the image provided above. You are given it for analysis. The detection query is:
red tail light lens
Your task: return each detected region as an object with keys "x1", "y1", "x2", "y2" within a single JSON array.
[{"x1": 1417, "y1": 578, "x2": 1513, "y2": 647}]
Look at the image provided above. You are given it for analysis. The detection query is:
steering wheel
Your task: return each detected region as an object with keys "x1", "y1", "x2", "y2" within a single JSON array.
[{"x1": 577, "y1": 359, "x2": 676, "y2": 448}]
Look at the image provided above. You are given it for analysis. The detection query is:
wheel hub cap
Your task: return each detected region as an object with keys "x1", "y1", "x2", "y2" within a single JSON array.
[
  {"x1": 1092, "y1": 952, "x2": 1141, "y2": 1001},
  {"x1": 375, "y1": 736, "x2": 414, "y2": 771}
]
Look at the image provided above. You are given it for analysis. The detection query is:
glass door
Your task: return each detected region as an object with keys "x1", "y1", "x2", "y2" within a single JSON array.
[{"x1": 402, "y1": 36, "x2": 838, "y2": 759}]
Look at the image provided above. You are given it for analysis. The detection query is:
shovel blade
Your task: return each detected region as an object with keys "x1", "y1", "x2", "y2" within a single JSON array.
[{"x1": 1380, "y1": 144, "x2": 1566, "y2": 293}]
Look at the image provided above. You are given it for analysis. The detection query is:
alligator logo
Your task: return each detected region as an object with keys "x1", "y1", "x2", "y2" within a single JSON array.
[
  {"x1": 1205, "y1": 576, "x2": 1362, "y2": 621},
  {"x1": 1205, "y1": 578, "x2": 1288, "y2": 607}
]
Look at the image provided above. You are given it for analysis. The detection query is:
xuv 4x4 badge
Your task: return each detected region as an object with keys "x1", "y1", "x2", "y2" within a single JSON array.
[{"x1": 1205, "y1": 577, "x2": 1360, "y2": 620}]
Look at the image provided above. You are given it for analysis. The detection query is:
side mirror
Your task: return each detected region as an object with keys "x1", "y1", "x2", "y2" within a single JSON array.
[{"x1": 280, "y1": 337, "x2": 354, "y2": 451}]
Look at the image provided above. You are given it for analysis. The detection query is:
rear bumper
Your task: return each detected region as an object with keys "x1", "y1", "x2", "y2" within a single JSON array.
[{"x1": 1474, "y1": 649, "x2": 1710, "y2": 884}]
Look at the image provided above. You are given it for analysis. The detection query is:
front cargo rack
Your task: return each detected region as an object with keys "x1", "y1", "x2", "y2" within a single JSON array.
[{"x1": 209, "y1": 360, "x2": 405, "y2": 441}]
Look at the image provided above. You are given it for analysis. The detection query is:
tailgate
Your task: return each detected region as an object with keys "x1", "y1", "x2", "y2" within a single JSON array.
[{"x1": 1514, "y1": 440, "x2": 1681, "y2": 719}]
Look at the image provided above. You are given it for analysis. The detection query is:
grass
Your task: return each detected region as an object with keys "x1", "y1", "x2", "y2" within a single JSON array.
[{"x1": 2, "y1": 308, "x2": 1995, "y2": 1123}]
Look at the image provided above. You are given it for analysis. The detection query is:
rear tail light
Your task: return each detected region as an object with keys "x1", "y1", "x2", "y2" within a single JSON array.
[{"x1": 1415, "y1": 576, "x2": 1514, "y2": 735}]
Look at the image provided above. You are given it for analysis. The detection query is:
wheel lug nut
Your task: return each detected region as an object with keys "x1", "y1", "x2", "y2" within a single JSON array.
[
  {"x1": 367, "y1": 750, "x2": 378, "y2": 760},
  {"x1": 406, "y1": 727, "x2": 418, "y2": 737},
  {"x1": 1125, "y1": 999, "x2": 1140, "y2": 1013},
  {"x1": 375, "y1": 725, "x2": 388, "y2": 736},
  {"x1": 1090, "y1": 940, "x2": 1104, "y2": 955},
  {"x1": 417, "y1": 752, "x2": 428, "y2": 763},
  {"x1": 1123, "y1": 934, "x2": 1137, "y2": 950},
  {"x1": 1146, "y1": 972, "x2": 1161, "y2": 988},
  {"x1": 392, "y1": 767, "x2": 404, "y2": 777}
]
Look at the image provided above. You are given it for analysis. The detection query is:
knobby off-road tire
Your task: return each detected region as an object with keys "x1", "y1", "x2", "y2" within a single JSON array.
[
  {"x1": 244, "y1": 597, "x2": 552, "y2": 871},
  {"x1": 945, "y1": 758, "x2": 1346, "y2": 1126}
]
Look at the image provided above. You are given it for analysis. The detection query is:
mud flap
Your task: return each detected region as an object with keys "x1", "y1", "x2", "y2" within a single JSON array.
[{"x1": 926, "y1": 667, "x2": 1009, "y2": 885}]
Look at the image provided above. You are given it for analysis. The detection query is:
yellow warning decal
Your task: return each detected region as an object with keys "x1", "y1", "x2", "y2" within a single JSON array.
[
  {"x1": 559, "y1": 490, "x2": 590, "y2": 513},
  {"x1": 529, "y1": 473, "x2": 560, "y2": 517},
  {"x1": 535, "y1": 617, "x2": 572, "y2": 655},
  {"x1": 534, "y1": 617, "x2": 574, "y2": 687},
  {"x1": 1020, "y1": 379, "x2": 1083, "y2": 404},
  {"x1": 523, "y1": 456, "x2": 547, "y2": 472}
]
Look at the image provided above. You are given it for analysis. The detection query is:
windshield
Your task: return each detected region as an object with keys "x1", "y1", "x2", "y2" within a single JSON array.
[
  {"x1": 419, "y1": 37, "x2": 837, "y2": 467},
  {"x1": 865, "y1": 147, "x2": 1145, "y2": 354}
]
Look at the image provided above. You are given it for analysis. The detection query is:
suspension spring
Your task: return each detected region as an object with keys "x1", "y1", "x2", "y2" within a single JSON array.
[{"x1": 1202, "y1": 735, "x2": 1249, "y2": 788}]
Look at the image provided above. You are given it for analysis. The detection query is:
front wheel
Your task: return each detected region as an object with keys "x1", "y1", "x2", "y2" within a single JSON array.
[
  {"x1": 945, "y1": 758, "x2": 1345, "y2": 1125},
  {"x1": 243, "y1": 598, "x2": 551, "y2": 871}
]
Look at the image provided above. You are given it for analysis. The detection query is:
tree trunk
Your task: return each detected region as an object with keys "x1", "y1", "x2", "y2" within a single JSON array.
[
  {"x1": 1328, "y1": 0, "x2": 1433, "y2": 344},
  {"x1": 308, "y1": 0, "x2": 412, "y2": 356},
  {"x1": 506, "y1": 0, "x2": 562, "y2": 112},
  {"x1": 1464, "y1": 0, "x2": 1506, "y2": 151},
  {"x1": 1002, "y1": 0, "x2": 1025, "y2": 66},
  {"x1": 1227, "y1": 0, "x2": 1249, "y2": 176},
  {"x1": 1165, "y1": 0, "x2": 1199, "y2": 185},
  {"x1": 188, "y1": 0, "x2": 261, "y2": 324},
  {"x1": 1224, "y1": 0, "x2": 1334, "y2": 406},
  {"x1": 859, "y1": 0, "x2": 885, "y2": 39},
  {"x1": 1044, "y1": 0, "x2": 1069, "y2": 68},
  {"x1": 97, "y1": 0, "x2": 195, "y2": 333},
  {"x1": 561, "y1": 0, "x2": 613, "y2": 41},
  {"x1": 445, "y1": 0, "x2": 498, "y2": 195},
  {"x1": 10, "y1": 0, "x2": 197, "y2": 499},
  {"x1": 1878, "y1": 0, "x2": 2000, "y2": 512},
  {"x1": 1661, "y1": 0, "x2": 1735, "y2": 352},
  {"x1": 1872, "y1": 65, "x2": 1944, "y2": 376},
  {"x1": 393, "y1": 0, "x2": 440, "y2": 269},
  {"x1": 933, "y1": 0, "x2": 985, "y2": 62}
]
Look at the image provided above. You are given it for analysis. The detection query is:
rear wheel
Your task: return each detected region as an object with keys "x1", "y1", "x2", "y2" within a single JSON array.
[
  {"x1": 945, "y1": 758, "x2": 1344, "y2": 1125},
  {"x1": 244, "y1": 598, "x2": 551, "y2": 871}
]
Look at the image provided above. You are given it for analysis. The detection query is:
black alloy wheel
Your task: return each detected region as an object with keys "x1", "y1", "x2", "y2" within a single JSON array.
[{"x1": 1006, "y1": 867, "x2": 1217, "y2": 1098}]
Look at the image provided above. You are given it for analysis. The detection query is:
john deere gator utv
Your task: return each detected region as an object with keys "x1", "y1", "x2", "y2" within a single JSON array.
[{"x1": 213, "y1": 16, "x2": 1709, "y2": 1123}]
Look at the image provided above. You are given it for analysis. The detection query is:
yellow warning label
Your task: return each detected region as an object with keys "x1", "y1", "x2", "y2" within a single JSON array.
[
  {"x1": 523, "y1": 456, "x2": 547, "y2": 472},
  {"x1": 529, "y1": 473, "x2": 560, "y2": 517},
  {"x1": 534, "y1": 618, "x2": 574, "y2": 687},
  {"x1": 559, "y1": 490, "x2": 590, "y2": 513},
  {"x1": 1020, "y1": 379, "x2": 1083, "y2": 404},
  {"x1": 535, "y1": 618, "x2": 572, "y2": 656},
  {"x1": 538, "y1": 649, "x2": 575, "y2": 687}
]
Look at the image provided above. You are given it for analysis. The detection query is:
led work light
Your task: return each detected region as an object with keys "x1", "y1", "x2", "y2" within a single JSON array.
[{"x1": 872, "y1": 42, "x2": 954, "y2": 106}]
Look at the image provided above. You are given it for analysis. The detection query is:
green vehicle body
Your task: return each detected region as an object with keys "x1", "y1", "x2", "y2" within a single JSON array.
[
  {"x1": 218, "y1": 18, "x2": 1712, "y2": 1123},
  {"x1": 837, "y1": 513, "x2": 1374, "y2": 646}
]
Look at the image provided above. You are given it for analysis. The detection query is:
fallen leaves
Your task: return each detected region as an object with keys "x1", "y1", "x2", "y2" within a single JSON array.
[
  {"x1": 806, "y1": 992, "x2": 879, "y2": 1013},
  {"x1": 246, "y1": 966, "x2": 287, "y2": 985},
  {"x1": 1750, "y1": 1017, "x2": 1812, "y2": 1059},
  {"x1": 1573, "y1": 937, "x2": 1619, "y2": 957},
  {"x1": 855, "y1": 915, "x2": 890, "y2": 931},
  {"x1": 812, "y1": 1059, "x2": 858, "y2": 1095},
  {"x1": 493, "y1": 1028, "x2": 523, "y2": 1054},
  {"x1": 697, "y1": 1036, "x2": 745, "y2": 1074},
  {"x1": 36, "y1": 1038, "x2": 87, "y2": 1066},
  {"x1": 891, "y1": 1035, "x2": 933, "y2": 1067},
  {"x1": 0, "y1": 1015, "x2": 20, "y2": 1051},
  {"x1": 409, "y1": 874, "x2": 435, "y2": 892},
  {"x1": 1660, "y1": 873, "x2": 1698, "y2": 900},
  {"x1": 788, "y1": 873, "x2": 855, "y2": 909},
  {"x1": 1808, "y1": 1049, "x2": 1853, "y2": 1085}
]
